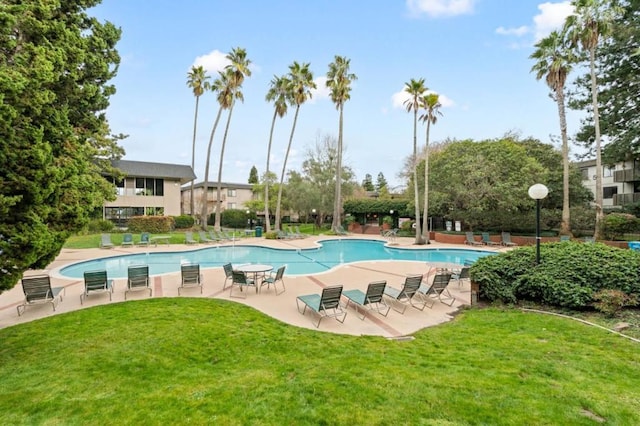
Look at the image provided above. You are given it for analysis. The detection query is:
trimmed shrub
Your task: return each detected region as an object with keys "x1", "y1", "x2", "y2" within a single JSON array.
[
  {"x1": 470, "y1": 242, "x2": 640, "y2": 308},
  {"x1": 264, "y1": 231, "x2": 279, "y2": 240},
  {"x1": 173, "y1": 215, "x2": 195, "y2": 229},
  {"x1": 128, "y1": 216, "x2": 174, "y2": 233},
  {"x1": 601, "y1": 212, "x2": 639, "y2": 240},
  {"x1": 593, "y1": 289, "x2": 639, "y2": 317},
  {"x1": 218, "y1": 209, "x2": 248, "y2": 229},
  {"x1": 87, "y1": 219, "x2": 113, "y2": 233}
]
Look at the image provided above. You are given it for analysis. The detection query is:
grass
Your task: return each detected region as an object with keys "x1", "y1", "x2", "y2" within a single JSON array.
[{"x1": 1, "y1": 301, "x2": 639, "y2": 425}]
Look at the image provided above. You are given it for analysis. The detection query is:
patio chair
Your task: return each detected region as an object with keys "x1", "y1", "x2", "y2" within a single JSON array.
[
  {"x1": 17, "y1": 275, "x2": 65, "y2": 316},
  {"x1": 121, "y1": 233, "x2": 134, "y2": 247},
  {"x1": 336, "y1": 225, "x2": 348, "y2": 235},
  {"x1": 294, "y1": 226, "x2": 307, "y2": 238},
  {"x1": 501, "y1": 232, "x2": 518, "y2": 247},
  {"x1": 125, "y1": 265, "x2": 151, "y2": 300},
  {"x1": 100, "y1": 233, "x2": 114, "y2": 249},
  {"x1": 222, "y1": 262, "x2": 234, "y2": 290},
  {"x1": 418, "y1": 271, "x2": 455, "y2": 307},
  {"x1": 343, "y1": 280, "x2": 390, "y2": 320},
  {"x1": 209, "y1": 230, "x2": 223, "y2": 243},
  {"x1": 465, "y1": 232, "x2": 483, "y2": 246},
  {"x1": 481, "y1": 232, "x2": 500, "y2": 246},
  {"x1": 276, "y1": 230, "x2": 288, "y2": 239},
  {"x1": 229, "y1": 270, "x2": 256, "y2": 298},
  {"x1": 198, "y1": 231, "x2": 215, "y2": 244},
  {"x1": 178, "y1": 264, "x2": 203, "y2": 295},
  {"x1": 383, "y1": 275, "x2": 425, "y2": 314},
  {"x1": 451, "y1": 266, "x2": 470, "y2": 288},
  {"x1": 260, "y1": 265, "x2": 286, "y2": 295},
  {"x1": 223, "y1": 231, "x2": 236, "y2": 241},
  {"x1": 185, "y1": 231, "x2": 198, "y2": 245},
  {"x1": 138, "y1": 232, "x2": 151, "y2": 247},
  {"x1": 81, "y1": 270, "x2": 114, "y2": 304},
  {"x1": 560, "y1": 235, "x2": 571, "y2": 242},
  {"x1": 296, "y1": 285, "x2": 347, "y2": 328}
]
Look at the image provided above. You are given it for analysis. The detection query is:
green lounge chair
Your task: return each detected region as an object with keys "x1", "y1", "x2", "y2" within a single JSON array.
[
  {"x1": 343, "y1": 280, "x2": 390, "y2": 320},
  {"x1": 125, "y1": 265, "x2": 151, "y2": 300},
  {"x1": 418, "y1": 271, "x2": 455, "y2": 307},
  {"x1": 229, "y1": 270, "x2": 256, "y2": 299},
  {"x1": 296, "y1": 285, "x2": 347, "y2": 328},
  {"x1": 178, "y1": 264, "x2": 203, "y2": 295},
  {"x1": 465, "y1": 232, "x2": 483, "y2": 246},
  {"x1": 260, "y1": 265, "x2": 286, "y2": 295},
  {"x1": 100, "y1": 233, "x2": 114, "y2": 249},
  {"x1": 198, "y1": 231, "x2": 215, "y2": 244},
  {"x1": 501, "y1": 232, "x2": 517, "y2": 246},
  {"x1": 81, "y1": 270, "x2": 114, "y2": 304},
  {"x1": 121, "y1": 233, "x2": 134, "y2": 247},
  {"x1": 17, "y1": 275, "x2": 65, "y2": 316},
  {"x1": 481, "y1": 232, "x2": 500, "y2": 246},
  {"x1": 138, "y1": 232, "x2": 150, "y2": 247},
  {"x1": 185, "y1": 231, "x2": 198, "y2": 244},
  {"x1": 383, "y1": 275, "x2": 425, "y2": 314}
]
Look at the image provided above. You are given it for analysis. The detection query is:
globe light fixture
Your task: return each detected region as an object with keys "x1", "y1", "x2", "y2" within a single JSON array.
[{"x1": 528, "y1": 184, "x2": 549, "y2": 265}]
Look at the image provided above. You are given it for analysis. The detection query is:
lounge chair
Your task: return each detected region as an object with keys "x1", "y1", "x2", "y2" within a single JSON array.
[
  {"x1": 481, "y1": 232, "x2": 500, "y2": 246},
  {"x1": 121, "y1": 233, "x2": 134, "y2": 247},
  {"x1": 223, "y1": 231, "x2": 235, "y2": 241},
  {"x1": 276, "y1": 230, "x2": 288, "y2": 239},
  {"x1": 209, "y1": 230, "x2": 222, "y2": 243},
  {"x1": 100, "y1": 233, "x2": 114, "y2": 249},
  {"x1": 501, "y1": 232, "x2": 518, "y2": 246},
  {"x1": 294, "y1": 226, "x2": 306, "y2": 238},
  {"x1": 222, "y1": 262, "x2": 234, "y2": 290},
  {"x1": 260, "y1": 265, "x2": 286, "y2": 295},
  {"x1": 138, "y1": 232, "x2": 151, "y2": 247},
  {"x1": 296, "y1": 285, "x2": 347, "y2": 328},
  {"x1": 17, "y1": 275, "x2": 65, "y2": 316},
  {"x1": 125, "y1": 265, "x2": 151, "y2": 300},
  {"x1": 465, "y1": 232, "x2": 483, "y2": 246},
  {"x1": 178, "y1": 264, "x2": 203, "y2": 295},
  {"x1": 383, "y1": 275, "x2": 425, "y2": 314},
  {"x1": 343, "y1": 280, "x2": 390, "y2": 320},
  {"x1": 185, "y1": 231, "x2": 198, "y2": 244},
  {"x1": 560, "y1": 235, "x2": 571, "y2": 242},
  {"x1": 198, "y1": 231, "x2": 215, "y2": 244},
  {"x1": 229, "y1": 270, "x2": 256, "y2": 298},
  {"x1": 451, "y1": 266, "x2": 470, "y2": 288},
  {"x1": 418, "y1": 271, "x2": 455, "y2": 307},
  {"x1": 336, "y1": 225, "x2": 348, "y2": 235},
  {"x1": 81, "y1": 270, "x2": 114, "y2": 304}
]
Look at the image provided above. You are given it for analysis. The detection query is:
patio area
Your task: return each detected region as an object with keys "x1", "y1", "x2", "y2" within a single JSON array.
[{"x1": 0, "y1": 235, "x2": 505, "y2": 336}]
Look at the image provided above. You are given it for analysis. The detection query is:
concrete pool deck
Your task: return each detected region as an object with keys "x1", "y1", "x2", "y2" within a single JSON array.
[{"x1": 0, "y1": 234, "x2": 507, "y2": 337}]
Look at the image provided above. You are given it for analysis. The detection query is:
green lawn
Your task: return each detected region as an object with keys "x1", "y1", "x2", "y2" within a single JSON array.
[{"x1": 1, "y1": 301, "x2": 638, "y2": 425}]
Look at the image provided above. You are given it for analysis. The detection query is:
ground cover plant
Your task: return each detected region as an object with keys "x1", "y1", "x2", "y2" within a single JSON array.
[{"x1": 1, "y1": 299, "x2": 639, "y2": 424}]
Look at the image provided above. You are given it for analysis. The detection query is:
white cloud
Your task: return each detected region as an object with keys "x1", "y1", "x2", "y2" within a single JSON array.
[
  {"x1": 533, "y1": 1, "x2": 574, "y2": 41},
  {"x1": 495, "y1": 25, "x2": 530, "y2": 37},
  {"x1": 391, "y1": 89, "x2": 454, "y2": 109},
  {"x1": 309, "y1": 76, "x2": 330, "y2": 103},
  {"x1": 406, "y1": 0, "x2": 475, "y2": 18},
  {"x1": 192, "y1": 50, "x2": 230, "y2": 73}
]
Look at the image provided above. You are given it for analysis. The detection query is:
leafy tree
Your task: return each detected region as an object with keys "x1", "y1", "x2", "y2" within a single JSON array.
[
  {"x1": 0, "y1": 0, "x2": 122, "y2": 292},
  {"x1": 530, "y1": 29, "x2": 575, "y2": 236},
  {"x1": 214, "y1": 47, "x2": 251, "y2": 231},
  {"x1": 362, "y1": 174, "x2": 375, "y2": 191},
  {"x1": 403, "y1": 78, "x2": 428, "y2": 244},
  {"x1": 274, "y1": 62, "x2": 316, "y2": 231},
  {"x1": 263, "y1": 74, "x2": 290, "y2": 232},
  {"x1": 186, "y1": 65, "x2": 210, "y2": 217},
  {"x1": 248, "y1": 165, "x2": 259, "y2": 184},
  {"x1": 564, "y1": 0, "x2": 621, "y2": 239},
  {"x1": 376, "y1": 172, "x2": 388, "y2": 191},
  {"x1": 419, "y1": 93, "x2": 443, "y2": 242},
  {"x1": 326, "y1": 55, "x2": 357, "y2": 233}
]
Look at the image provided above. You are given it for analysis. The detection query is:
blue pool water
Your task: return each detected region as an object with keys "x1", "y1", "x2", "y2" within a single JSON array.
[{"x1": 59, "y1": 239, "x2": 493, "y2": 278}]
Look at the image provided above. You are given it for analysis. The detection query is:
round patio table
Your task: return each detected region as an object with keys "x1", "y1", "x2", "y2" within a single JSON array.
[{"x1": 236, "y1": 264, "x2": 273, "y2": 287}]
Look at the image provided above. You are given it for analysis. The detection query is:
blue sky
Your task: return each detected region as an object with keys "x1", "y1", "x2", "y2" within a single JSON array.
[{"x1": 91, "y1": 0, "x2": 578, "y2": 189}]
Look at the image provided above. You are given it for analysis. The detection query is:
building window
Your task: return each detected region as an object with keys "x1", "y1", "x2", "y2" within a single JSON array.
[
  {"x1": 580, "y1": 168, "x2": 589, "y2": 180},
  {"x1": 227, "y1": 202, "x2": 237, "y2": 210},
  {"x1": 113, "y1": 178, "x2": 125, "y2": 196},
  {"x1": 603, "y1": 186, "x2": 618, "y2": 199},
  {"x1": 145, "y1": 207, "x2": 164, "y2": 216},
  {"x1": 135, "y1": 178, "x2": 164, "y2": 195},
  {"x1": 603, "y1": 166, "x2": 615, "y2": 178},
  {"x1": 227, "y1": 189, "x2": 236, "y2": 197}
]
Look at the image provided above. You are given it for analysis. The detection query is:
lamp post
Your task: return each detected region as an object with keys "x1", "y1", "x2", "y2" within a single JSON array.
[
  {"x1": 246, "y1": 210, "x2": 251, "y2": 229},
  {"x1": 528, "y1": 184, "x2": 549, "y2": 265},
  {"x1": 311, "y1": 209, "x2": 316, "y2": 234}
]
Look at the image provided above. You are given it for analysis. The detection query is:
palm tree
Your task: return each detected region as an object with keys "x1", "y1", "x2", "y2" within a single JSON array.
[
  {"x1": 530, "y1": 30, "x2": 575, "y2": 237},
  {"x1": 214, "y1": 47, "x2": 252, "y2": 231},
  {"x1": 564, "y1": 0, "x2": 620, "y2": 240},
  {"x1": 200, "y1": 70, "x2": 233, "y2": 229},
  {"x1": 418, "y1": 93, "x2": 442, "y2": 243},
  {"x1": 274, "y1": 61, "x2": 316, "y2": 231},
  {"x1": 326, "y1": 55, "x2": 357, "y2": 233},
  {"x1": 403, "y1": 78, "x2": 428, "y2": 245},
  {"x1": 186, "y1": 66, "x2": 210, "y2": 219},
  {"x1": 264, "y1": 75, "x2": 290, "y2": 233}
]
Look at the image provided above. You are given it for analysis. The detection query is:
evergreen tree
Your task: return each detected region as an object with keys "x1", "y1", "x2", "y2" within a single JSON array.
[
  {"x1": 248, "y1": 166, "x2": 259, "y2": 184},
  {"x1": 376, "y1": 172, "x2": 388, "y2": 192},
  {"x1": 362, "y1": 174, "x2": 375, "y2": 191}
]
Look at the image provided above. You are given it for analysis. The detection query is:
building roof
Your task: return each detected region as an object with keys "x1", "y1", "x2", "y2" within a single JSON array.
[
  {"x1": 185, "y1": 181, "x2": 254, "y2": 191},
  {"x1": 575, "y1": 159, "x2": 596, "y2": 167},
  {"x1": 112, "y1": 160, "x2": 196, "y2": 184}
]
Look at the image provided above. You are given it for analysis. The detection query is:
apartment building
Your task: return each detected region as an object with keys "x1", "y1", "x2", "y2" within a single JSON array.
[
  {"x1": 181, "y1": 181, "x2": 255, "y2": 217},
  {"x1": 577, "y1": 159, "x2": 640, "y2": 208}
]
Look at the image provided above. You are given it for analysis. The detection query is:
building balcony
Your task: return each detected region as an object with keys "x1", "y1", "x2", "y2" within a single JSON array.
[
  {"x1": 613, "y1": 193, "x2": 640, "y2": 206},
  {"x1": 613, "y1": 169, "x2": 640, "y2": 182}
]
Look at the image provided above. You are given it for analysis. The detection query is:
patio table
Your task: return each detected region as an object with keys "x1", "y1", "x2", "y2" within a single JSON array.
[
  {"x1": 150, "y1": 235, "x2": 171, "y2": 247},
  {"x1": 237, "y1": 264, "x2": 273, "y2": 290}
]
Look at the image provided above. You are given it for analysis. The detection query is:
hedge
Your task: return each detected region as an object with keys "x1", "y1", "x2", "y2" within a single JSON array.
[{"x1": 127, "y1": 216, "x2": 175, "y2": 233}]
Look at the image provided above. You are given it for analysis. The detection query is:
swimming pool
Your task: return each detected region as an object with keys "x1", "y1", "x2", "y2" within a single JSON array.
[{"x1": 59, "y1": 239, "x2": 493, "y2": 278}]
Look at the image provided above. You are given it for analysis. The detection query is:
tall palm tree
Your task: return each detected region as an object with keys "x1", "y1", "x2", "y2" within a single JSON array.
[
  {"x1": 214, "y1": 47, "x2": 252, "y2": 231},
  {"x1": 264, "y1": 75, "x2": 290, "y2": 233},
  {"x1": 186, "y1": 66, "x2": 210, "y2": 219},
  {"x1": 200, "y1": 70, "x2": 233, "y2": 229},
  {"x1": 403, "y1": 78, "x2": 428, "y2": 245},
  {"x1": 326, "y1": 55, "x2": 357, "y2": 233},
  {"x1": 274, "y1": 61, "x2": 316, "y2": 231},
  {"x1": 418, "y1": 93, "x2": 442, "y2": 243},
  {"x1": 530, "y1": 30, "x2": 575, "y2": 236},
  {"x1": 564, "y1": 0, "x2": 620, "y2": 240}
]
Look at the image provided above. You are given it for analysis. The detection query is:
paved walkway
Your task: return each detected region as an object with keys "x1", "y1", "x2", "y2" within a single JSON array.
[{"x1": 0, "y1": 235, "x2": 505, "y2": 337}]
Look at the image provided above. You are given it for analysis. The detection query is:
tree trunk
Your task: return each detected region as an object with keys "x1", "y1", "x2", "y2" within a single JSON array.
[
  {"x1": 412, "y1": 109, "x2": 424, "y2": 245},
  {"x1": 556, "y1": 87, "x2": 572, "y2": 236},
  {"x1": 275, "y1": 105, "x2": 300, "y2": 231},
  {"x1": 201, "y1": 107, "x2": 224, "y2": 230},
  {"x1": 332, "y1": 105, "x2": 344, "y2": 232},
  {"x1": 214, "y1": 102, "x2": 235, "y2": 231},
  {"x1": 590, "y1": 47, "x2": 604, "y2": 240},
  {"x1": 264, "y1": 110, "x2": 277, "y2": 233},
  {"x1": 190, "y1": 96, "x2": 200, "y2": 219},
  {"x1": 421, "y1": 119, "x2": 431, "y2": 243}
]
